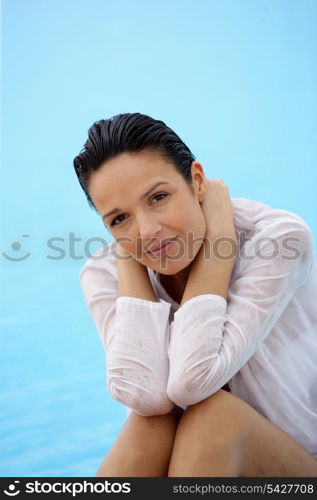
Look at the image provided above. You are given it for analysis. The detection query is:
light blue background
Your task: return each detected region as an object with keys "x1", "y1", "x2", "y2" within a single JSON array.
[{"x1": 1, "y1": 0, "x2": 316, "y2": 477}]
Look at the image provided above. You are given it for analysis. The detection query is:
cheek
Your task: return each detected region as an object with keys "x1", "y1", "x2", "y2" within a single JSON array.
[
  {"x1": 182, "y1": 204, "x2": 205, "y2": 233},
  {"x1": 128, "y1": 237, "x2": 147, "y2": 258},
  {"x1": 196, "y1": 208, "x2": 207, "y2": 234},
  {"x1": 170, "y1": 202, "x2": 193, "y2": 227},
  {"x1": 185, "y1": 208, "x2": 207, "y2": 252}
]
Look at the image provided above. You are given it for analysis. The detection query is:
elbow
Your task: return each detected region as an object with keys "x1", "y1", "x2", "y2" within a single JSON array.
[
  {"x1": 167, "y1": 368, "x2": 222, "y2": 407},
  {"x1": 167, "y1": 377, "x2": 204, "y2": 407},
  {"x1": 132, "y1": 396, "x2": 174, "y2": 417},
  {"x1": 107, "y1": 380, "x2": 174, "y2": 416}
]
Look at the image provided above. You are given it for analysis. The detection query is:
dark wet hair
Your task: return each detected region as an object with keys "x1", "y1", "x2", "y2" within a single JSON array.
[{"x1": 73, "y1": 112, "x2": 196, "y2": 211}]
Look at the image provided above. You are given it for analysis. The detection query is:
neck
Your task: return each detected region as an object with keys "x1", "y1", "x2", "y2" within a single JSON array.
[{"x1": 158, "y1": 262, "x2": 193, "y2": 303}]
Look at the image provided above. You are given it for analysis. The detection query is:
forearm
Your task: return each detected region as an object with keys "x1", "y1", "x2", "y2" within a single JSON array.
[
  {"x1": 180, "y1": 237, "x2": 235, "y2": 306},
  {"x1": 111, "y1": 245, "x2": 174, "y2": 415},
  {"x1": 168, "y1": 248, "x2": 234, "y2": 405},
  {"x1": 117, "y1": 255, "x2": 157, "y2": 302}
]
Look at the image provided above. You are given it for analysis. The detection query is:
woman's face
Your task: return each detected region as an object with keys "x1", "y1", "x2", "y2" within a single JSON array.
[{"x1": 87, "y1": 149, "x2": 207, "y2": 275}]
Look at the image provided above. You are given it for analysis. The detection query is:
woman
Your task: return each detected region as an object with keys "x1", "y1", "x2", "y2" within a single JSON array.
[{"x1": 73, "y1": 112, "x2": 317, "y2": 477}]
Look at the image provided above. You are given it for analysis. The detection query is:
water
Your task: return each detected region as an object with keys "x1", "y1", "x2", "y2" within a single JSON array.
[{"x1": 2, "y1": 0, "x2": 316, "y2": 477}]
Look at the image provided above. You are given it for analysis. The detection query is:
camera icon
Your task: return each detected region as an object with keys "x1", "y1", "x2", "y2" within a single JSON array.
[
  {"x1": 2, "y1": 235, "x2": 31, "y2": 262},
  {"x1": 3, "y1": 481, "x2": 20, "y2": 496}
]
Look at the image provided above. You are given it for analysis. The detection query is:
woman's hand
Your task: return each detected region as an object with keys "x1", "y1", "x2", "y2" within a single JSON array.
[
  {"x1": 115, "y1": 241, "x2": 149, "y2": 267},
  {"x1": 179, "y1": 179, "x2": 237, "y2": 305},
  {"x1": 115, "y1": 241, "x2": 132, "y2": 259},
  {"x1": 115, "y1": 241, "x2": 157, "y2": 301},
  {"x1": 201, "y1": 178, "x2": 237, "y2": 242},
  {"x1": 199, "y1": 178, "x2": 237, "y2": 265}
]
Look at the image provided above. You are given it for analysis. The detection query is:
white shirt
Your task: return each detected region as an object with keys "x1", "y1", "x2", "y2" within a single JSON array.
[{"x1": 79, "y1": 197, "x2": 317, "y2": 457}]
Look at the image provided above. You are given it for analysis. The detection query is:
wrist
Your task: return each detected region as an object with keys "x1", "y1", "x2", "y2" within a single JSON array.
[
  {"x1": 193, "y1": 236, "x2": 236, "y2": 273},
  {"x1": 116, "y1": 254, "x2": 148, "y2": 274},
  {"x1": 205, "y1": 223, "x2": 237, "y2": 242},
  {"x1": 205, "y1": 227, "x2": 237, "y2": 260}
]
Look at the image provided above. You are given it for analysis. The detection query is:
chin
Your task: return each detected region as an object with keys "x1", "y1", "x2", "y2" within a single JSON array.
[{"x1": 152, "y1": 257, "x2": 193, "y2": 276}]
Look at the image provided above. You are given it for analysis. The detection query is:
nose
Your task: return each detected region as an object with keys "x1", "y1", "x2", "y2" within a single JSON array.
[{"x1": 137, "y1": 214, "x2": 163, "y2": 242}]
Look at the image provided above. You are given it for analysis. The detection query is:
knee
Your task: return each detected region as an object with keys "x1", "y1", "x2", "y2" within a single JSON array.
[
  {"x1": 119, "y1": 406, "x2": 182, "y2": 458},
  {"x1": 191, "y1": 389, "x2": 248, "y2": 412},
  {"x1": 182, "y1": 389, "x2": 249, "y2": 438}
]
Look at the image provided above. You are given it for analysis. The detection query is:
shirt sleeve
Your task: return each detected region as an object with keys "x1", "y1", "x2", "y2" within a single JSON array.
[
  {"x1": 79, "y1": 255, "x2": 174, "y2": 416},
  {"x1": 166, "y1": 215, "x2": 314, "y2": 406}
]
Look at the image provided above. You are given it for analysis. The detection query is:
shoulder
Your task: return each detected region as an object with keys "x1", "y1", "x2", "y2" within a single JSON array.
[
  {"x1": 231, "y1": 198, "x2": 314, "y2": 285},
  {"x1": 231, "y1": 196, "x2": 313, "y2": 239}
]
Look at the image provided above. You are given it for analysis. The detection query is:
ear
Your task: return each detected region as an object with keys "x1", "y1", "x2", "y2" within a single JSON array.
[{"x1": 190, "y1": 161, "x2": 206, "y2": 202}]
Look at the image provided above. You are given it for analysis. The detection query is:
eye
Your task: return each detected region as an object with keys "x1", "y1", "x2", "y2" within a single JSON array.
[
  {"x1": 110, "y1": 214, "x2": 127, "y2": 227},
  {"x1": 152, "y1": 192, "x2": 168, "y2": 203},
  {"x1": 110, "y1": 192, "x2": 169, "y2": 227}
]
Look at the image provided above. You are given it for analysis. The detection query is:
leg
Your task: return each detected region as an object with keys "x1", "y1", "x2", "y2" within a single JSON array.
[
  {"x1": 96, "y1": 404, "x2": 184, "y2": 477},
  {"x1": 168, "y1": 390, "x2": 317, "y2": 477}
]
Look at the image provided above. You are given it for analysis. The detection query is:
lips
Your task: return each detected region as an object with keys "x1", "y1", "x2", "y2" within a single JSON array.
[{"x1": 148, "y1": 237, "x2": 177, "y2": 253}]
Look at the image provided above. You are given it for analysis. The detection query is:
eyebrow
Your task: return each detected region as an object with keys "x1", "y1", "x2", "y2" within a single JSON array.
[{"x1": 102, "y1": 182, "x2": 170, "y2": 220}]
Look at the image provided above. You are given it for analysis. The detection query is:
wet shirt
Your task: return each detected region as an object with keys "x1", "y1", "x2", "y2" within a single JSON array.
[{"x1": 79, "y1": 197, "x2": 317, "y2": 456}]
